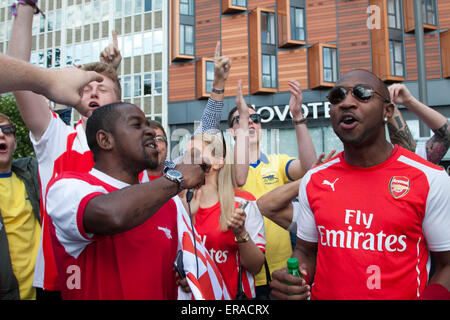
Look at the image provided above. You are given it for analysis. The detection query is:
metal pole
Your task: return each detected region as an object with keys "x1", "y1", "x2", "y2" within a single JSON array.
[{"x1": 413, "y1": 0, "x2": 430, "y2": 137}]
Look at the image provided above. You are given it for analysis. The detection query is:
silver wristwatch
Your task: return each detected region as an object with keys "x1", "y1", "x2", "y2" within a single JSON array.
[{"x1": 163, "y1": 169, "x2": 184, "y2": 193}]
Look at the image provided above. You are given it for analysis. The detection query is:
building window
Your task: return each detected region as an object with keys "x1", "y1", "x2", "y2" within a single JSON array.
[
  {"x1": 180, "y1": 24, "x2": 194, "y2": 55},
  {"x1": 172, "y1": 0, "x2": 195, "y2": 60},
  {"x1": 323, "y1": 47, "x2": 337, "y2": 83},
  {"x1": 249, "y1": 8, "x2": 278, "y2": 93},
  {"x1": 144, "y1": 73, "x2": 152, "y2": 95},
  {"x1": 261, "y1": 12, "x2": 276, "y2": 45},
  {"x1": 222, "y1": 0, "x2": 247, "y2": 13},
  {"x1": 387, "y1": 0, "x2": 402, "y2": 30},
  {"x1": 205, "y1": 61, "x2": 214, "y2": 93},
  {"x1": 180, "y1": 0, "x2": 194, "y2": 16},
  {"x1": 262, "y1": 54, "x2": 277, "y2": 88},
  {"x1": 278, "y1": 0, "x2": 306, "y2": 47},
  {"x1": 422, "y1": 0, "x2": 437, "y2": 26},
  {"x1": 308, "y1": 43, "x2": 337, "y2": 88},
  {"x1": 389, "y1": 40, "x2": 404, "y2": 77},
  {"x1": 403, "y1": 0, "x2": 437, "y2": 32},
  {"x1": 290, "y1": 6, "x2": 305, "y2": 41}
]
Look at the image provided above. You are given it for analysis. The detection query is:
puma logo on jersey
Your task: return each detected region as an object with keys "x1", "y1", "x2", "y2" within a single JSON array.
[
  {"x1": 158, "y1": 226, "x2": 172, "y2": 240},
  {"x1": 322, "y1": 178, "x2": 339, "y2": 191}
]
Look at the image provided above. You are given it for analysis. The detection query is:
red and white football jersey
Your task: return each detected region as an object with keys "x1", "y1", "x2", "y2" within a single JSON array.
[
  {"x1": 194, "y1": 189, "x2": 265, "y2": 298},
  {"x1": 45, "y1": 169, "x2": 179, "y2": 299},
  {"x1": 296, "y1": 145, "x2": 450, "y2": 300},
  {"x1": 31, "y1": 114, "x2": 94, "y2": 290}
]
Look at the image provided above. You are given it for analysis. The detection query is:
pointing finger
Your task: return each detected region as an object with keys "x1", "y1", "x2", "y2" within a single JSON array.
[{"x1": 112, "y1": 30, "x2": 118, "y2": 48}]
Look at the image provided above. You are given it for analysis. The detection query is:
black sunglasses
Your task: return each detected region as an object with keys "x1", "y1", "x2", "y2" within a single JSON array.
[
  {"x1": 0, "y1": 124, "x2": 16, "y2": 135},
  {"x1": 327, "y1": 84, "x2": 391, "y2": 105},
  {"x1": 232, "y1": 113, "x2": 262, "y2": 126}
]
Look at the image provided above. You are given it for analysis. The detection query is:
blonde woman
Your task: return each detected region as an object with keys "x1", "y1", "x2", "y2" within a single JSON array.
[{"x1": 182, "y1": 131, "x2": 265, "y2": 299}]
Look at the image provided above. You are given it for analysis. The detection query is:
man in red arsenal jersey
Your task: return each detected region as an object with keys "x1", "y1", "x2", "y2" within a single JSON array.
[
  {"x1": 45, "y1": 102, "x2": 208, "y2": 299},
  {"x1": 268, "y1": 69, "x2": 450, "y2": 300}
]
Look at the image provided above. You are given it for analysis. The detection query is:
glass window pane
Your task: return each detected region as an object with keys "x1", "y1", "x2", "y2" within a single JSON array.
[
  {"x1": 144, "y1": 73, "x2": 152, "y2": 95},
  {"x1": 323, "y1": 48, "x2": 331, "y2": 68},
  {"x1": 153, "y1": 0, "x2": 162, "y2": 10},
  {"x1": 332, "y1": 49, "x2": 337, "y2": 82},
  {"x1": 134, "y1": 75, "x2": 142, "y2": 97},
  {"x1": 154, "y1": 30, "x2": 162, "y2": 52},
  {"x1": 135, "y1": 0, "x2": 143, "y2": 14},
  {"x1": 206, "y1": 61, "x2": 214, "y2": 81},
  {"x1": 180, "y1": 25, "x2": 185, "y2": 54},
  {"x1": 389, "y1": 41, "x2": 395, "y2": 75},
  {"x1": 66, "y1": 46, "x2": 73, "y2": 65},
  {"x1": 262, "y1": 54, "x2": 270, "y2": 74},
  {"x1": 101, "y1": 0, "x2": 109, "y2": 21},
  {"x1": 324, "y1": 69, "x2": 332, "y2": 82},
  {"x1": 125, "y1": 0, "x2": 132, "y2": 15},
  {"x1": 154, "y1": 71, "x2": 162, "y2": 94},
  {"x1": 395, "y1": 63, "x2": 404, "y2": 76},
  {"x1": 47, "y1": 11, "x2": 54, "y2": 32},
  {"x1": 47, "y1": 49, "x2": 53, "y2": 67},
  {"x1": 394, "y1": 42, "x2": 403, "y2": 63},
  {"x1": 124, "y1": 76, "x2": 131, "y2": 98},
  {"x1": 271, "y1": 55, "x2": 277, "y2": 88},
  {"x1": 115, "y1": 0, "x2": 122, "y2": 17},
  {"x1": 55, "y1": 10, "x2": 62, "y2": 30},
  {"x1": 124, "y1": 35, "x2": 133, "y2": 57},
  {"x1": 134, "y1": 34, "x2": 143, "y2": 56},
  {"x1": 145, "y1": 0, "x2": 152, "y2": 12},
  {"x1": 143, "y1": 31, "x2": 152, "y2": 54}
]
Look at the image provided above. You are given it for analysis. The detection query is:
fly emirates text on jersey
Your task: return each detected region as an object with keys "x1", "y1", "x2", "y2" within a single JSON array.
[{"x1": 317, "y1": 209, "x2": 407, "y2": 252}]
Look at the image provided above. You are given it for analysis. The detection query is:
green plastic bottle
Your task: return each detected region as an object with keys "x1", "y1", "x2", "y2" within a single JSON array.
[{"x1": 287, "y1": 258, "x2": 303, "y2": 279}]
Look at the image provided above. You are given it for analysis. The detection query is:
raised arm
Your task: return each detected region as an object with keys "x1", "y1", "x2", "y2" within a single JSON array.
[
  {"x1": 286, "y1": 80, "x2": 317, "y2": 180},
  {"x1": 194, "y1": 41, "x2": 231, "y2": 134},
  {"x1": 7, "y1": 4, "x2": 51, "y2": 140},
  {"x1": 233, "y1": 80, "x2": 250, "y2": 186},
  {"x1": 100, "y1": 30, "x2": 122, "y2": 71},
  {"x1": 0, "y1": 55, "x2": 103, "y2": 110},
  {"x1": 83, "y1": 163, "x2": 206, "y2": 235},
  {"x1": 389, "y1": 83, "x2": 449, "y2": 163},
  {"x1": 256, "y1": 179, "x2": 300, "y2": 230}
]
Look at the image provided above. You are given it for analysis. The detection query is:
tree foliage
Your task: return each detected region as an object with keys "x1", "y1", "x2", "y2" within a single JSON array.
[{"x1": 0, "y1": 94, "x2": 35, "y2": 159}]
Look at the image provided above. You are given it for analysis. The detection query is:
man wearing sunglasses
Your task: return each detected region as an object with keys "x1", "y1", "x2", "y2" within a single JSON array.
[
  {"x1": 269, "y1": 69, "x2": 450, "y2": 300},
  {"x1": 227, "y1": 79, "x2": 317, "y2": 299},
  {"x1": 0, "y1": 113, "x2": 41, "y2": 300}
]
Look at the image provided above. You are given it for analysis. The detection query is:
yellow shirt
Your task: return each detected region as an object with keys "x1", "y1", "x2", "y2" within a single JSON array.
[
  {"x1": 240, "y1": 153, "x2": 296, "y2": 286},
  {"x1": 0, "y1": 172, "x2": 41, "y2": 300}
]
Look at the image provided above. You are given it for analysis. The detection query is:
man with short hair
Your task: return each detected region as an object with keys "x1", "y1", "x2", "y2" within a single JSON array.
[
  {"x1": 7, "y1": 4, "x2": 122, "y2": 297},
  {"x1": 140, "y1": 120, "x2": 169, "y2": 181},
  {"x1": 0, "y1": 113, "x2": 41, "y2": 300},
  {"x1": 269, "y1": 69, "x2": 450, "y2": 300},
  {"x1": 45, "y1": 102, "x2": 208, "y2": 299}
]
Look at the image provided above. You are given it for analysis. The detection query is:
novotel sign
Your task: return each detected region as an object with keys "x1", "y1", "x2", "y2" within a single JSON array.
[{"x1": 253, "y1": 101, "x2": 332, "y2": 123}]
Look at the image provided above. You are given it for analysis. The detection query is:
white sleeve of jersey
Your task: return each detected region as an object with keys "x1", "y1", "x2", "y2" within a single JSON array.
[
  {"x1": 296, "y1": 174, "x2": 319, "y2": 243},
  {"x1": 422, "y1": 169, "x2": 450, "y2": 252},
  {"x1": 30, "y1": 114, "x2": 72, "y2": 163},
  {"x1": 244, "y1": 201, "x2": 266, "y2": 252},
  {"x1": 46, "y1": 177, "x2": 107, "y2": 259}
]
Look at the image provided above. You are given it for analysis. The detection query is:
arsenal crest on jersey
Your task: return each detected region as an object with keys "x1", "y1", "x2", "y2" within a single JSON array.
[{"x1": 389, "y1": 176, "x2": 410, "y2": 199}]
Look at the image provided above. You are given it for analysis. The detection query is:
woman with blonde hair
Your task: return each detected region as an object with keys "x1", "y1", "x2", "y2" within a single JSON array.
[{"x1": 182, "y1": 126, "x2": 265, "y2": 299}]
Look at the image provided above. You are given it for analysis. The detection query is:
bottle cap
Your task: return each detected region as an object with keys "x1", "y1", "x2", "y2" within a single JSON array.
[{"x1": 287, "y1": 258, "x2": 299, "y2": 269}]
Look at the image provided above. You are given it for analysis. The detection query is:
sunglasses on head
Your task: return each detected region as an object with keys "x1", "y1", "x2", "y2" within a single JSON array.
[
  {"x1": 0, "y1": 124, "x2": 16, "y2": 135},
  {"x1": 327, "y1": 84, "x2": 391, "y2": 105},
  {"x1": 232, "y1": 113, "x2": 262, "y2": 126}
]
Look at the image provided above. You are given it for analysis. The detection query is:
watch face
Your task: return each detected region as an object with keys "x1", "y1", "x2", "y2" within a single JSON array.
[{"x1": 167, "y1": 170, "x2": 182, "y2": 179}]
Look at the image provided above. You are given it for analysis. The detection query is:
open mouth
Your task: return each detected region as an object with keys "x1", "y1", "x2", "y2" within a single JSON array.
[
  {"x1": 0, "y1": 143, "x2": 7, "y2": 152},
  {"x1": 144, "y1": 139, "x2": 156, "y2": 150},
  {"x1": 339, "y1": 113, "x2": 359, "y2": 130},
  {"x1": 89, "y1": 102, "x2": 100, "y2": 109}
]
